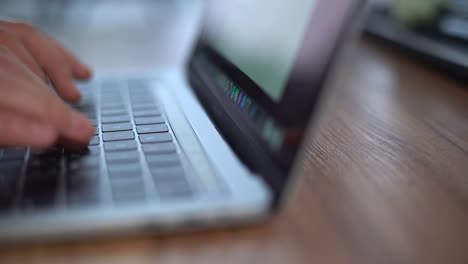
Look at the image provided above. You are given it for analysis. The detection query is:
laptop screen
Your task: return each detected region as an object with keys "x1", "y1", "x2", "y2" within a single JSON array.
[
  {"x1": 188, "y1": 0, "x2": 361, "y2": 205},
  {"x1": 204, "y1": 0, "x2": 317, "y2": 102}
]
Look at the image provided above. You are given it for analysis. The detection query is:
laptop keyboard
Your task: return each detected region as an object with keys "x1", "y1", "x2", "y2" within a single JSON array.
[{"x1": 0, "y1": 78, "x2": 195, "y2": 214}]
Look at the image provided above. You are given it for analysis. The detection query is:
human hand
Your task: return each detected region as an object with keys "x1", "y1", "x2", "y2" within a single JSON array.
[{"x1": 0, "y1": 21, "x2": 94, "y2": 149}]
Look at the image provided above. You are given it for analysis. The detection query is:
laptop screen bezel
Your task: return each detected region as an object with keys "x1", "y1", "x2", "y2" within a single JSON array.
[{"x1": 187, "y1": 0, "x2": 363, "y2": 207}]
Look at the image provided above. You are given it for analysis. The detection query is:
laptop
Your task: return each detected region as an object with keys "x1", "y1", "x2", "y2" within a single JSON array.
[{"x1": 0, "y1": 0, "x2": 364, "y2": 242}]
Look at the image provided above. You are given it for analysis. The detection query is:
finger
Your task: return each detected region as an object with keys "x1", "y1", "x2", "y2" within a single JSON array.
[
  {"x1": 35, "y1": 45, "x2": 81, "y2": 102},
  {"x1": 0, "y1": 76, "x2": 94, "y2": 143},
  {"x1": 0, "y1": 38, "x2": 46, "y2": 82},
  {"x1": 58, "y1": 134, "x2": 92, "y2": 151},
  {"x1": 0, "y1": 52, "x2": 94, "y2": 144},
  {"x1": 13, "y1": 25, "x2": 81, "y2": 102},
  {"x1": 0, "y1": 110, "x2": 57, "y2": 149},
  {"x1": 8, "y1": 39, "x2": 47, "y2": 82},
  {"x1": 48, "y1": 37, "x2": 92, "y2": 80},
  {"x1": 60, "y1": 110, "x2": 96, "y2": 147},
  {"x1": 12, "y1": 43, "x2": 46, "y2": 82},
  {"x1": 0, "y1": 85, "x2": 95, "y2": 147},
  {"x1": 44, "y1": 57, "x2": 82, "y2": 102},
  {"x1": 0, "y1": 47, "x2": 66, "y2": 120}
]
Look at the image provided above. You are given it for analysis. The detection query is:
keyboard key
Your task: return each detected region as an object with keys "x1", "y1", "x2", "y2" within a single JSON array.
[
  {"x1": 110, "y1": 178, "x2": 145, "y2": 195},
  {"x1": 100, "y1": 88, "x2": 121, "y2": 94},
  {"x1": 2, "y1": 148, "x2": 27, "y2": 160},
  {"x1": 30, "y1": 148, "x2": 61, "y2": 159},
  {"x1": 133, "y1": 109, "x2": 161, "y2": 117},
  {"x1": 156, "y1": 182, "x2": 193, "y2": 200},
  {"x1": 22, "y1": 168, "x2": 60, "y2": 209},
  {"x1": 105, "y1": 151, "x2": 140, "y2": 163},
  {"x1": 89, "y1": 136, "x2": 100, "y2": 146},
  {"x1": 150, "y1": 167, "x2": 186, "y2": 183},
  {"x1": 66, "y1": 147, "x2": 100, "y2": 159},
  {"x1": 84, "y1": 112, "x2": 96, "y2": 119},
  {"x1": 67, "y1": 169, "x2": 100, "y2": 206},
  {"x1": 28, "y1": 155, "x2": 60, "y2": 169},
  {"x1": 139, "y1": 133, "x2": 172, "y2": 144},
  {"x1": 146, "y1": 154, "x2": 180, "y2": 167},
  {"x1": 89, "y1": 146, "x2": 101, "y2": 155},
  {"x1": 131, "y1": 104, "x2": 157, "y2": 111},
  {"x1": 130, "y1": 99, "x2": 155, "y2": 106},
  {"x1": 107, "y1": 164, "x2": 142, "y2": 179},
  {"x1": 77, "y1": 81, "x2": 93, "y2": 91},
  {"x1": 100, "y1": 100, "x2": 123, "y2": 106},
  {"x1": 88, "y1": 118, "x2": 98, "y2": 127},
  {"x1": 20, "y1": 194, "x2": 57, "y2": 211},
  {"x1": 0, "y1": 170, "x2": 19, "y2": 211},
  {"x1": 129, "y1": 88, "x2": 151, "y2": 95},
  {"x1": 100, "y1": 104, "x2": 126, "y2": 111},
  {"x1": 134, "y1": 116, "x2": 164, "y2": 125},
  {"x1": 0, "y1": 197, "x2": 13, "y2": 213},
  {"x1": 100, "y1": 98, "x2": 124, "y2": 105},
  {"x1": 101, "y1": 115, "x2": 130, "y2": 124},
  {"x1": 136, "y1": 124, "x2": 168, "y2": 134},
  {"x1": 112, "y1": 193, "x2": 146, "y2": 204},
  {"x1": 68, "y1": 156, "x2": 100, "y2": 171},
  {"x1": 129, "y1": 92, "x2": 152, "y2": 98},
  {"x1": 100, "y1": 91, "x2": 121, "y2": 97},
  {"x1": 154, "y1": 178, "x2": 190, "y2": 193},
  {"x1": 101, "y1": 79, "x2": 121, "y2": 89},
  {"x1": 104, "y1": 140, "x2": 137, "y2": 152},
  {"x1": 112, "y1": 192, "x2": 146, "y2": 204},
  {"x1": 128, "y1": 78, "x2": 152, "y2": 86},
  {"x1": 142, "y1": 142, "x2": 177, "y2": 154},
  {"x1": 74, "y1": 104, "x2": 96, "y2": 114},
  {"x1": 102, "y1": 131, "x2": 135, "y2": 142},
  {"x1": 129, "y1": 88, "x2": 151, "y2": 94},
  {"x1": 101, "y1": 109, "x2": 128, "y2": 116},
  {"x1": 130, "y1": 94, "x2": 153, "y2": 100},
  {"x1": 129, "y1": 89, "x2": 151, "y2": 95},
  {"x1": 25, "y1": 166, "x2": 60, "y2": 180},
  {"x1": 101, "y1": 96, "x2": 123, "y2": 104},
  {"x1": 110, "y1": 179, "x2": 146, "y2": 203},
  {"x1": 102, "y1": 122, "x2": 132, "y2": 132},
  {"x1": 67, "y1": 184, "x2": 100, "y2": 207},
  {"x1": 0, "y1": 160, "x2": 23, "y2": 176},
  {"x1": 67, "y1": 169, "x2": 99, "y2": 188}
]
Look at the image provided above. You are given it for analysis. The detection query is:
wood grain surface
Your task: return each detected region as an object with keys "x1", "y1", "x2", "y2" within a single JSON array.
[{"x1": 0, "y1": 36, "x2": 467, "y2": 264}]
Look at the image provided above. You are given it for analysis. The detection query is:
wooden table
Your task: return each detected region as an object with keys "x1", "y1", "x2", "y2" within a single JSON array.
[{"x1": 0, "y1": 36, "x2": 467, "y2": 264}]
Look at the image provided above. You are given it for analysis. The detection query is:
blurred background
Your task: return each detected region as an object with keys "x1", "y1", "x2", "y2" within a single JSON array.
[
  {"x1": 367, "y1": 0, "x2": 468, "y2": 82},
  {"x1": 0, "y1": 0, "x2": 203, "y2": 71},
  {"x1": 1, "y1": 0, "x2": 468, "y2": 82}
]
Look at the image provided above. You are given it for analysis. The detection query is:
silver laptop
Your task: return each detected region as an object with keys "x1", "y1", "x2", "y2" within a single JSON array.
[{"x1": 0, "y1": 0, "x2": 364, "y2": 242}]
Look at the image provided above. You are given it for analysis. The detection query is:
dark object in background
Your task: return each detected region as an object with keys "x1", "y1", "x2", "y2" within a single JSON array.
[{"x1": 365, "y1": 1, "x2": 468, "y2": 83}]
